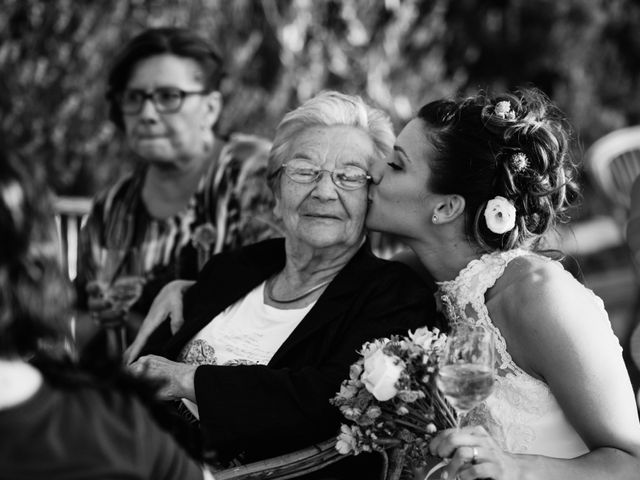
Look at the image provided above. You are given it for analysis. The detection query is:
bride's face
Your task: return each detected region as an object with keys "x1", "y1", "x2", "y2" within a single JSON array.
[{"x1": 366, "y1": 118, "x2": 436, "y2": 239}]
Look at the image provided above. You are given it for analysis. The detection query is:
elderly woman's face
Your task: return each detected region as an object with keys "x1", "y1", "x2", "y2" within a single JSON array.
[
  {"x1": 122, "y1": 54, "x2": 219, "y2": 167},
  {"x1": 275, "y1": 125, "x2": 374, "y2": 252}
]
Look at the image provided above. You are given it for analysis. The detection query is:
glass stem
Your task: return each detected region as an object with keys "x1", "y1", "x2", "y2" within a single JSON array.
[{"x1": 104, "y1": 312, "x2": 127, "y2": 360}]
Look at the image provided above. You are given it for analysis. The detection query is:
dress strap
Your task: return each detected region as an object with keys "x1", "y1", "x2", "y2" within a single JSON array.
[{"x1": 437, "y1": 249, "x2": 544, "y2": 372}]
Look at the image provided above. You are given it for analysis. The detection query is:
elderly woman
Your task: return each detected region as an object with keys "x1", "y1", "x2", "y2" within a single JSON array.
[
  {"x1": 76, "y1": 27, "x2": 279, "y2": 329},
  {"x1": 126, "y1": 91, "x2": 439, "y2": 476},
  {"x1": 0, "y1": 153, "x2": 210, "y2": 479}
]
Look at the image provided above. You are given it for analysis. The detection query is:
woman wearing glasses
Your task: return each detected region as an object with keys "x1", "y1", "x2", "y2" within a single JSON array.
[
  {"x1": 125, "y1": 91, "x2": 439, "y2": 478},
  {"x1": 75, "y1": 27, "x2": 280, "y2": 340}
]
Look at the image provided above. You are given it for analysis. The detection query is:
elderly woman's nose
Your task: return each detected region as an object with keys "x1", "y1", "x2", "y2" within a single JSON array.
[{"x1": 311, "y1": 171, "x2": 339, "y2": 199}]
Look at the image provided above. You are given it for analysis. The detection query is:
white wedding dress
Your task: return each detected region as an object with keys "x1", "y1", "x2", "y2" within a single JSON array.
[{"x1": 437, "y1": 249, "x2": 621, "y2": 458}]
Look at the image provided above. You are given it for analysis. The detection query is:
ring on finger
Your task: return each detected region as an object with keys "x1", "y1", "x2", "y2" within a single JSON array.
[{"x1": 471, "y1": 446, "x2": 479, "y2": 465}]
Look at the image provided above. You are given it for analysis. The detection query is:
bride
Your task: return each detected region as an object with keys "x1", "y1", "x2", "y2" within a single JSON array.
[{"x1": 366, "y1": 88, "x2": 640, "y2": 479}]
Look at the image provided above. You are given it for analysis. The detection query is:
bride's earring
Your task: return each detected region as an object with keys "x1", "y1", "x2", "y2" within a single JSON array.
[{"x1": 432, "y1": 214, "x2": 438, "y2": 224}]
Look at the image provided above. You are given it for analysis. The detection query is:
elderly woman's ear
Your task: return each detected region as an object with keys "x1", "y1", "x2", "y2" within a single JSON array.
[
  {"x1": 202, "y1": 91, "x2": 222, "y2": 130},
  {"x1": 272, "y1": 195, "x2": 283, "y2": 220}
]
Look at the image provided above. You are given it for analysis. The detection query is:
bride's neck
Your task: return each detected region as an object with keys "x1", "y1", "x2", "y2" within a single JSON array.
[
  {"x1": 0, "y1": 359, "x2": 43, "y2": 409},
  {"x1": 408, "y1": 237, "x2": 479, "y2": 283}
]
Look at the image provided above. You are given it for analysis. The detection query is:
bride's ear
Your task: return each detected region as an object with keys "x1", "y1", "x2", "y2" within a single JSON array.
[{"x1": 433, "y1": 194, "x2": 465, "y2": 224}]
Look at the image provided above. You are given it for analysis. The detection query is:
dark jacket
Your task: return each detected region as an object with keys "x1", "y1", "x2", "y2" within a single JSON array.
[{"x1": 144, "y1": 238, "x2": 440, "y2": 464}]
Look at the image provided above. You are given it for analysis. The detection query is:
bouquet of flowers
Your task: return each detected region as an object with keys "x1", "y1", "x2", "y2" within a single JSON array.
[{"x1": 331, "y1": 327, "x2": 457, "y2": 473}]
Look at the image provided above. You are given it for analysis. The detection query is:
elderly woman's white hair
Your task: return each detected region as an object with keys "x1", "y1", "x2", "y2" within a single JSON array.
[{"x1": 267, "y1": 90, "x2": 395, "y2": 194}]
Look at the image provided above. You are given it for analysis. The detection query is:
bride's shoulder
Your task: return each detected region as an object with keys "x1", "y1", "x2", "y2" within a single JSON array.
[
  {"x1": 494, "y1": 253, "x2": 595, "y2": 312},
  {"x1": 500, "y1": 253, "x2": 570, "y2": 285}
]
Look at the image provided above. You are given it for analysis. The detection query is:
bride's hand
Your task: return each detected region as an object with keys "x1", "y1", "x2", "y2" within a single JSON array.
[
  {"x1": 429, "y1": 425, "x2": 519, "y2": 480},
  {"x1": 123, "y1": 279, "x2": 195, "y2": 365}
]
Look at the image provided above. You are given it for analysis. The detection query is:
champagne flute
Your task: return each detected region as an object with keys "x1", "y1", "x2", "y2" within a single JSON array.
[
  {"x1": 425, "y1": 325, "x2": 495, "y2": 479},
  {"x1": 435, "y1": 325, "x2": 495, "y2": 421},
  {"x1": 92, "y1": 247, "x2": 146, "y2": 358}
]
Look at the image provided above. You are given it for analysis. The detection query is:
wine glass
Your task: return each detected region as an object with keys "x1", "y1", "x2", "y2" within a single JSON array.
[
  {"x1": 92, "y1": 247, "x2": 146, "y2": 358},
  {"x1": 436, "y1": 324, "x2": 495, "y2": 421},
  {"x1": 425, "y1": 325, "x2": 495, "y2": 479}
]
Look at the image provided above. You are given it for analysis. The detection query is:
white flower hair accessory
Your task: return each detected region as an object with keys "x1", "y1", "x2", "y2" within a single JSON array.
[
  {"x1": 484, "y1": 195, "x2": 516, "y2": 234},
  {"x1": 494, "y1": 100, "x2": 516, "y2": 120},
  {"x1": 509, "y1": 152, "x2": 529, "y2": 172}
]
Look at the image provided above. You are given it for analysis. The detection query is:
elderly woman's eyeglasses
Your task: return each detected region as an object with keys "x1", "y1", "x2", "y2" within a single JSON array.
[
  {"x1": 278, "y1": 159, "x2": 372, "y2": 191},
  {"x1": 116, "y1": 88, "x2": 208, "y2": 115}
]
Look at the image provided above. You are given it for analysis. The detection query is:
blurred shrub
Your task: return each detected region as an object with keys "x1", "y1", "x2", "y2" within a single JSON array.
[{"x1": 1, "y1": 0, "x2": 639, "y2": 221}]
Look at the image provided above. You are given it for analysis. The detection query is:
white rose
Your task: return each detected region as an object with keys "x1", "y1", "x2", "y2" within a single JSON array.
[
  {"x1": 361, "y1": 349, "x2": 404, "y2": 401},
  {"x1": 484, "y1": 196, "x2": 516, "y2": 234}
]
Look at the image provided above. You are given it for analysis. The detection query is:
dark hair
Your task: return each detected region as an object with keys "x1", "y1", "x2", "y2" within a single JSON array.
[
  {"x1": 417, "y1": 88, "x2": 579, "y2": 251},
  {"x1": 0, "y1": 152, "x2": 73, "y2": 358},
  {"x1": 107, "y1": 27, "x2": 224, "y2": 130}
]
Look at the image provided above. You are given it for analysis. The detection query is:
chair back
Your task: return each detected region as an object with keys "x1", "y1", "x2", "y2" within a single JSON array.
[
  {"x1": 54, "y1": 196, "x2": 92, "y2": 281},
  {"x1": 584, "y1": 125, "x2": 640, "y2": 224},
  {"x1": 211, "y1": 438, "x2": 344, "y2": 480}
]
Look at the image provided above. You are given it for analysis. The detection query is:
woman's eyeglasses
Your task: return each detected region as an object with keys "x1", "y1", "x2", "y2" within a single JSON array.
[
  {"x1": 115, "y1": 87, "x2": 208, "y2": 115},
  {"x1": 277, "y1": 159, "x2": 372, "y2": 191}
]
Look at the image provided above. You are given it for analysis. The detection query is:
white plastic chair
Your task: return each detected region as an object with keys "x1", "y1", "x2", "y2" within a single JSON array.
[
  {"x1": 584, "y1": 125, "x2": 640, "y2": 226},
  {"x1": 53, "y1": 196, "x2": 92, "y2": 281},
  {"x1": 585, "y1": 126, "x2": 640, "y2": 405}
]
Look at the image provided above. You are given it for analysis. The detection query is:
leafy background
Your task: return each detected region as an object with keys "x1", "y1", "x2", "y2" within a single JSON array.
[
  {"x1": 2, "y1": 0, "x2": 639, "y2": 201},
  {"x1": 2, "y1": 0, "x2": 640, "y2": 274}
]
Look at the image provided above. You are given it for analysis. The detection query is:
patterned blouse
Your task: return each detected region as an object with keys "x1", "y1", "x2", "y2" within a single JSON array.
[{"x1": 75, "y1": 133, "x2": 283, "y2": 314}]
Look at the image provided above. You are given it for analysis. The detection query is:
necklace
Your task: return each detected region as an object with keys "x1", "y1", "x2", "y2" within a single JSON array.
[{"x1": 266, "y1": 277, "x2": 332, "y2": 304}]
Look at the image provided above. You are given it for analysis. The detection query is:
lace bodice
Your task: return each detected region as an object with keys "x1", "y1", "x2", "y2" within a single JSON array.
[{"x1": 436, "y1": 249, "x2": 615, "y2": 457}]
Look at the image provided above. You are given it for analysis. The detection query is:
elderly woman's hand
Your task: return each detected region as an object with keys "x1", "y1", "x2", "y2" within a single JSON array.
[
  {"x1": 128, "y1": 354, "x2": 197, "y2": 401},
  {"x1": 429, "y1": 425, "x2": 521, "y2": 480},
  {"x1": 123, "y1": 279, "x2": 194, "y2": 364}
]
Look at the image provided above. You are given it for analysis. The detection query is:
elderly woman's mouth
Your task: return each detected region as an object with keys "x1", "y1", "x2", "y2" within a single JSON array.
[{"x1": 303, "y1": 213, "x2": 341, "y2": 220}]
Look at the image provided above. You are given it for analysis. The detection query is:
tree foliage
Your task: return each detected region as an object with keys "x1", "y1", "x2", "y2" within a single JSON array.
[{"x1": 1, "y1": 0, "x2": 639, "y2": 214}]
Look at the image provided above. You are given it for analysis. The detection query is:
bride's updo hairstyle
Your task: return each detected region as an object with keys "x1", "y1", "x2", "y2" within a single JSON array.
[{"x1": 417, "y1": 87, "x2": 579, "y2": 251}]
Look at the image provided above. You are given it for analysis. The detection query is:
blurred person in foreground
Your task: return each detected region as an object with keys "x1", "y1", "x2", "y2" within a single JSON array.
[
  {"x1": 366, "y1": 88, "x2": 640, "y2": 479},
  {"x1": 75, "y1": 27, "x2": 280, "y2": 352},
  {"x1": 124, "y1": 91, "x2": 440, "y2": 478},
  {"x1": 0, "y1": 152, "x2": 212, "y2": 480}
]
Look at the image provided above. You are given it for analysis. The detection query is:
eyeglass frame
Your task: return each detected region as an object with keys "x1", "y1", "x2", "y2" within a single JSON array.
[
  {"x1": 272, "y1": 161, "x2": 373, "y2": 191},
  {"x1": 113, "y1": 87, "x2": 210, "y2": 115}
]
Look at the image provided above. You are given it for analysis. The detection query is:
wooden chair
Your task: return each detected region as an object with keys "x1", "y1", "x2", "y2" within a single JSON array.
[
  {"x1": 53, "y1": 196, "x2": 92, "y2": 281},
  {"x1": 211, "y1": 439, "x2": 342, "y2": 480},
  {"x1": 210, "y1": 439, "x2": 406, "y2": 480}
]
